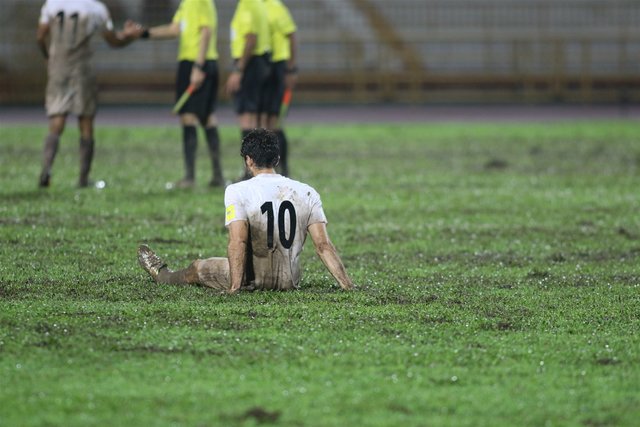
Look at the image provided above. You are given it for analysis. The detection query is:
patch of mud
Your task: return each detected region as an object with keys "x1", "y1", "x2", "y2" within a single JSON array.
[
  {"x1": 484, "y1": 158, "x2": 509, "y2": 170},
  {"x1": 115, "y1": 344, "x2": 223, "y2": 357},
  {"x1": 241, "y1": 406, "x2": 281, "y2": 424},
  {"x1": 527, "y1": 269, "x2": 550, "y2": 279},
  {"x1": 549, "y1": 252, "x2": 567, "y2": 263},
  {"x1": 595, "y1": 357, "x2": 621, "y2": 366},
  {"x1": 388, "y1": 403, "x2": 413, "y2": 414},
  {"x1": 372, "y1": 293, "x2": 438, "y2": 306},
  {"x1": 146, "y1": 237, "x2": 187, "y2": 244},
  {"x1": 617, "y1": 227, "x2": 637, "y2": 240}
]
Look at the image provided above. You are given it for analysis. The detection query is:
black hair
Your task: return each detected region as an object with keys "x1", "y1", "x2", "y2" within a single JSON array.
[{"x1": 240, "y1": 128, "x2": 280, "y2": 168}]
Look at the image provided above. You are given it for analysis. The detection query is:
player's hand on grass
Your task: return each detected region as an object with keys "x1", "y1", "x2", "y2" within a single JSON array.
[{"x1": 227, "y1": 283, "x2": 241, "y2": 295}]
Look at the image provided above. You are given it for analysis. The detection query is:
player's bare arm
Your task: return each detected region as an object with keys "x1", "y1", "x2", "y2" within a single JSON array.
[
  {"x1": 190, "y1": 26, "x2": 211, "y2": 90},
  {"x1": 308, "y1": 222, "x2": 355, "y2": 290},
  {"x1": 285, "y1": 32, "x2": 298, "y2": 89},
  {"x1": 144, "y1": 22, "x2": 181, "y2": 39},
  {"x1": 36, "y1": 23, "x2": 50, "y2": 59},
  {"x1": 225, "y1": 33, "x2": 257, "y2": 97},
  {"x1": 102, "y1": 20, "x2": 143, "y2": 48},
  {"x1": 227, "y1": 220, "x2": 249, "y2": 294}
]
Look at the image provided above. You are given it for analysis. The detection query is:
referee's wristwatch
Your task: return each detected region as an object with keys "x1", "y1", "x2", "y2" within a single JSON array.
[{"x1": 194, "y1": 62, "x2": 205, "y2": 72}]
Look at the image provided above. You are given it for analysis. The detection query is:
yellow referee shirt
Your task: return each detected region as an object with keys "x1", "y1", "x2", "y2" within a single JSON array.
[
  {"x1": 173, "y1": 0, "x2": 218, "y2": 61},
  {"x1": 264, "y1": 0, "x2": 296, "y2": 62},
  {"x1": 230, "y1": 0, "x2": 270, "y2": 59}
]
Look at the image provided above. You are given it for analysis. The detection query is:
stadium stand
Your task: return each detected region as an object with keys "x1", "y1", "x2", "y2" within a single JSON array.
[{"x1": 1, "y1": 0, "x2": 639, "y2": 105}]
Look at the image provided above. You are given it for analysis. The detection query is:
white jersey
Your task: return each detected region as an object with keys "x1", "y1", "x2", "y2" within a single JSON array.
[
  {"x1": 40, "y1": 0, "x2": 113, "y2": 69},
  {"x1": 224, "y1": 174, "x2": 327, "y2": 290}
]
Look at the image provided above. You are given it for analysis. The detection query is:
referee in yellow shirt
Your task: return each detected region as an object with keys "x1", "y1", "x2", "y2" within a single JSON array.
[
  {"x1": 261, "y1": 0, "x2": 297, "y2": 177},
  {"x1": 225, "y1": 0, "x2": 271, "y2": 159},
  {"x1": 141, "y1": 0, "x2": 224, "y2": 188}
]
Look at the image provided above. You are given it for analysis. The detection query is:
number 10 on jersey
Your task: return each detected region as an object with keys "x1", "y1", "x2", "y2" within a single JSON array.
[{"x1": 260, "y1": 201, "x2": 297, "y2": 249}]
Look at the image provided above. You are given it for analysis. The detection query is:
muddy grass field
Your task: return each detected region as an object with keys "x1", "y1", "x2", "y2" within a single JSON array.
[{"x1": 1, "y1": 122, "x2": 639, "y2": 426}]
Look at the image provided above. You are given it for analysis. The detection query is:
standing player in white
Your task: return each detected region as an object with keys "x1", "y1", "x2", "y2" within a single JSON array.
[
  {"x1": 138, "y1": 129, "x2": 354, "y2": 293},
  {"x1": 37, "y1": 0, "x2": 142, "y2": 188}
]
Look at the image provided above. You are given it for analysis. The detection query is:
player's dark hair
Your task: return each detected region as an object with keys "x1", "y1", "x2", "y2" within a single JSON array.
[{"x1": 241, "y1": 128, "x2": 280, "y2": 168}]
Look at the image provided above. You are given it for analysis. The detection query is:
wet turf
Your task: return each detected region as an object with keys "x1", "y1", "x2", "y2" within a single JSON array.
[{"x1": 1, "y1": 122, "x2": 639, "y2": 426}]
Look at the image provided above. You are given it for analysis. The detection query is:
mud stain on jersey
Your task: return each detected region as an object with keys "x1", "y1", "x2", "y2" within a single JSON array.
[{"x1": 277, "y1": 185, "x2": 299, "y2": 203}]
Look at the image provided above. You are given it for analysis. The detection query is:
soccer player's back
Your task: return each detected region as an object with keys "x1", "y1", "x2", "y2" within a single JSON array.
[
  {"x1": 44, "y1": 0, "x2": 110, "y2": 67},
  {"x1": 224, "y1": 173, "x2": 326, "y2": 290},
  {"x1": 138, "y1": 129, "x2": 354, "y2": 294}
]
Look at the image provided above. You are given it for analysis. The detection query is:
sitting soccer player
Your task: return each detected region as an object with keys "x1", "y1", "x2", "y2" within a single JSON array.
[{"x1": 138, "y1": 129, "x2": 354, "y2": 293}]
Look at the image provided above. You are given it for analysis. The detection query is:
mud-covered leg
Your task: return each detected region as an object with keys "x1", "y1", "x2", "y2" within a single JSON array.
[
  {"x1": 138, "y1": 245, "x2": 229, "y2": 291},
  {"x1": 78, "y1": 115, "x2": 95, "y2": 187},
  {"x1": 39, "y1": 115, "x2": 66, "y2": 187},
  {"x1": 40, "y1": 134, "x2": 60, "y2": 187},
  {"x1": 191, "y1": 257, "x2": 230, "y2": 291},
  {"x1": 156, "y1": 258, "x2": 229, "y2": 292},
  {"x1": 78, "y1": 137, "x2": 94, "y2": 187}
]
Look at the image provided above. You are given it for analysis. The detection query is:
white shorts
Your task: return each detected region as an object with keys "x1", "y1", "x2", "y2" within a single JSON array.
[{"x1": 46, "y1": 64, "x2": 97, "y2": 117}]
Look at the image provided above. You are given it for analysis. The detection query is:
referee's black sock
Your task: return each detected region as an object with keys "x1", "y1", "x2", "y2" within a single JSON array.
[
  {"x1": 205, "y1": 127, "x2": 224, "y2": 186},
  {"x1": 182, "y1": 125, "x2": 197, "y2": 181},
  {"x1": 275, "y1": 129, "x2": 289, "y2": 177}
]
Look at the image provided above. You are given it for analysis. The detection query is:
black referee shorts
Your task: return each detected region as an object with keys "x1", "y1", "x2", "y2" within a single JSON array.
[
  {"x1": 233, "y1": 54, "x2": 270, "y2": 115},
  {"x1": 261, "y1": 60, "x2": 287, "y2": 116},
  {"x1": 175, "y1": 59, "x2": 219, "y2": 124}
]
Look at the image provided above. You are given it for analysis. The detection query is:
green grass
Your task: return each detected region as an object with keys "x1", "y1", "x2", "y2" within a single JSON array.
[{"x1": 1, "y1": 121, "x2": 639, "y2": 426}]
